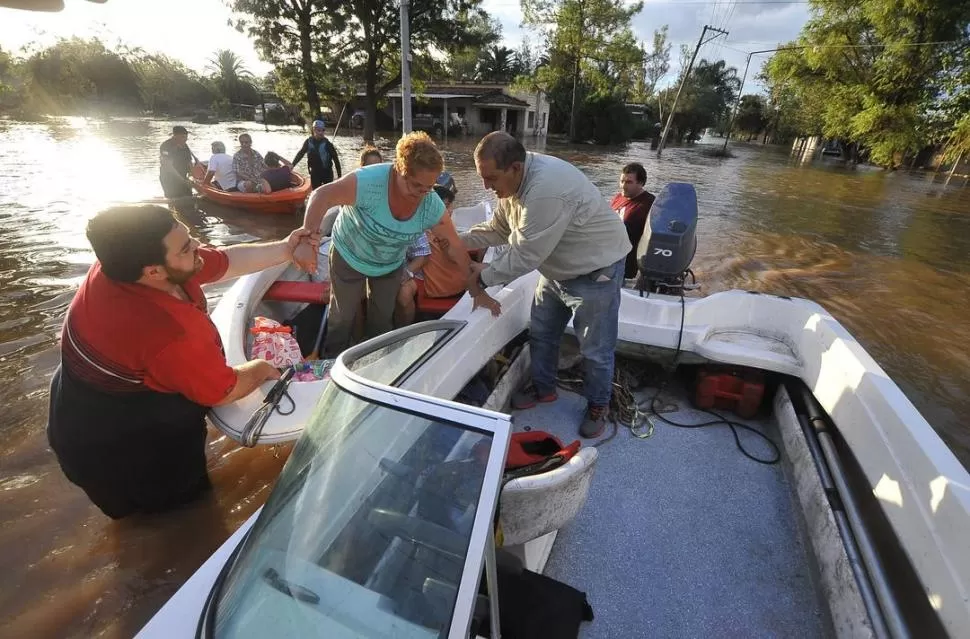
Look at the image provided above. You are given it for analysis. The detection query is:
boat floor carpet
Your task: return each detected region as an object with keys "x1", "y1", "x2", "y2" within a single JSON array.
[{"x1": 511, "y1": 383, "x2": 827, "y2": 639}]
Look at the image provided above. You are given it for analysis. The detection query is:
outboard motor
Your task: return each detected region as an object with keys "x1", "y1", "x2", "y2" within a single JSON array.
[{"x1": 635, "y1": 182, "x2": 698, "y2": 295}]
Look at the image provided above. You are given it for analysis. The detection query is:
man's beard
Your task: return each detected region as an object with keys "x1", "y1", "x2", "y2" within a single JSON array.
[{"x1": 165, "y1": 255, "x2": 203, "y2": 285}]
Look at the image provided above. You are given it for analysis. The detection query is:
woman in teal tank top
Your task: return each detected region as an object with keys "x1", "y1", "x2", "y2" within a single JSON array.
[{"x1": 294, "y1": 132, "x2": 482, "y2": 355}]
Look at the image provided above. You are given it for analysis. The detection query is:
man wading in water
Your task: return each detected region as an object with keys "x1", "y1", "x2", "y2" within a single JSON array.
[
  {"x1": 292, "y1": 119, "x2": 343, "y2": 190},
  {"x1": 47, "y1": 205, "x2": 318, "y2": 519}
]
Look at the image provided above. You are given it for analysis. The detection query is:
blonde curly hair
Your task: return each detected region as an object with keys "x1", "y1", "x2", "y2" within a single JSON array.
[{"x1": 393, "y1": 131, "x2": 444, "y2": 176}]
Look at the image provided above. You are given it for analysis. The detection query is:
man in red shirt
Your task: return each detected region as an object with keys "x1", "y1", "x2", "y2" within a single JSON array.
[
  {"x1": 610, "y1": 162, "x2": 656, "y2": 279},
  {"x1": 47, "y1": 205, "x2": 317, "y2": 519}
]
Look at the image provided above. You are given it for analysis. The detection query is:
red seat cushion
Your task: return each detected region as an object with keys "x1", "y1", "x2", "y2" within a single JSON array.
[
  {"x1": 264, "y1": 280, "x2": 330, "y2": 304},
  {"x1": 414, "y1": 278, "x2": 462, "y2": 315},
  {"x1": 263, "y1": 279, "x2": 461, "y2": 316}
]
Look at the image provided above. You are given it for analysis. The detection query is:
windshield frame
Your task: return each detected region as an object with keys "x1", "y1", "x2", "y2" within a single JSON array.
[{"x1": 198, "y1": 320, "x2": 513, "y2": 639}]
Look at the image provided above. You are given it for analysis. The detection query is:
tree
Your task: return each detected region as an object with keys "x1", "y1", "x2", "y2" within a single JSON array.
[
  {"x1": 762, "y1": 0, "x2": 970, "y2": 167},
  {"x1": 477, "y1": 45, "x2": 516, "y2": 82},
  {"x1": 656, "y1": 58, "x2": 739, "y2": 143},
  {"x1": 644, "y1": 25, "x2": 671, "y2": 99},
  {"x1": 0, "y1": 46, "x2": 24, "y2": 110},
  {"x1": 230, "y1": 0, "x2": 337, "y2": 121},
  {"x1": 522, "y1": 0, "x2": 644, "y2": 140},
  {"x1": 207, "y1": 49, "x2": 255, "y2": 104},
  {"x1": 735, "y1": 94, "x2": 769, "y2": 140},
  {"x1": 514, "y1": 41, "x2": 536, "y2": 77},
  {"x1": 447, "y1": 47, "x2": 481, "y2": 81},
  {"x1": 444, "y1": 13, "x2": 502, "y2": 82},
  {"x1": 329, "y1": 0, "x2": 497, "y2": 142},
  {"x1": 130, "y1": 52, "x2": 215, "y2": 115}
]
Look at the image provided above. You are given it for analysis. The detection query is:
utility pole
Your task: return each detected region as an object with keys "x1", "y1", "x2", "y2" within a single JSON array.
[
  {"x1": 722, "y1": 51, "x2": 752, "y2": 152},
  {"x1": 568, "y1": 0, "x2": 585, "y2": 142},
  {"x1": 656, "y1": 24, "x2": 728, "y2": 157},
  {"x1": 400, "y1": 0, "x2": 413, "y2": 135},
  {"x1": 722, "y1": 46, "x2": 806, "y2": 153}
]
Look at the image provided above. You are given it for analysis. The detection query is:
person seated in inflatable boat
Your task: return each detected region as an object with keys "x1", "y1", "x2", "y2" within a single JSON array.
[
  {"x1": 233, "y1": 133, "x2": 268, "y2": 193},
  {"x1": 201, "y1": 140, "x2": 238, "y2": 192},
  {"x1": 258, "y1": 152, "x2": 294, "y2": 194},
  {"x1": 46, "y1": 205, "x2": 318, "y2": 519}
]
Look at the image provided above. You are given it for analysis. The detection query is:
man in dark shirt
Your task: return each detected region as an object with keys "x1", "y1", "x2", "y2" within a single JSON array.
[
  {"x1": 158, "y1": 125, "x2": 197, "y2": 199},
  {"x1": 609, "y1": 162, "x2": 656, "y2": 279},
  {"x1": 47, "y1": 205, "x2": 318, "y2": 519},
  {"x1": 292, "y1": 119, "x2": 342, "y2": 190}
]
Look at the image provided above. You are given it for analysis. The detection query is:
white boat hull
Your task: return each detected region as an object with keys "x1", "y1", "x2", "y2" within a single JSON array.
[{"x1": 203, "y1": 238, "x2": 969, "y2": 635}]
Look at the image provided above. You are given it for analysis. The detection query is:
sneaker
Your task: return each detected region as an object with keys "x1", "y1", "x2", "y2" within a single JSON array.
[
  {"x1": 580, "y1": 405, "x2": 608, "y2": 438},
  {"x1": 511, "y1": 388, "x2": 558, "y2": 410}
]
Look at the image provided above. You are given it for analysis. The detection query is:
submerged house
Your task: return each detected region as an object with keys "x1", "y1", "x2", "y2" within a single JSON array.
[{"x1": 349, "y1": 82, "x2": 550, "y2": 138}]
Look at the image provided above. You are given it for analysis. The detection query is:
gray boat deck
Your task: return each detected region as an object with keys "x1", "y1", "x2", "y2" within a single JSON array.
[{"x1": 511, "y1": 384, "x2": 828, "y2": 638}]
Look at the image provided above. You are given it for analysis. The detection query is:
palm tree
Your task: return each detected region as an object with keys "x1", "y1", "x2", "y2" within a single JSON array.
[
  {"x1": 693, "y1": 59, "x2": 740, "y2": 113},
  {"x1": 207, "y1": 49, "x2": 254, "y2": 103},
  {"x1": 477, "y1": 46, "x2": 516, "y2": 83}
]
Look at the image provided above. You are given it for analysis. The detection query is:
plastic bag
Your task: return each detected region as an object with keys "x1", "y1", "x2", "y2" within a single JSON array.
[
  {"x1": 290, "y1": 359, "x2": 335, "y2": 382},
  {"x1": 250, "y1": 316, "x2": 303, "y2": 368}
]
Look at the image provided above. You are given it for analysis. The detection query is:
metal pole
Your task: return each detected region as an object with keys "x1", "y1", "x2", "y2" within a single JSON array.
[
  {"x1": 721, "y1": 46, "x2": 807, "y2": 153},
  {"x1": 485, "y1": 526, "x2": 501, "y2": 639},
  {"x1": 400, "y1": 0, "x2": 413, "y2": 135},
  {"x1": 796, "y1": 414, "x2": 891, "y2": 639},
  {"x1": 794, "y1": 384, "x2": 909, "y2": 639},
  {"x1": 260, "y1": 92, "x2": 268, "y2": 132},
  {"x1": 332, "y1": 101, "x2": 348, "y2": 138},
  {"x1": 722, "y1": 52, "x2": 752, "y2": 152},
  {"x1": 657, "y1": 25, "x2": 728, "y2": 157}
]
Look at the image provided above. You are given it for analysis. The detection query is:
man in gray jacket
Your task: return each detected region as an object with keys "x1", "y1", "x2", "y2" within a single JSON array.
[{"x1": 462, "y1": 132, "x2": 631, "y2": 438}]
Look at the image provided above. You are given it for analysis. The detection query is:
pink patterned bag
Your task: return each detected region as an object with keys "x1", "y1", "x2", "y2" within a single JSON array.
[{"x1": 250, "y1": 317, "x2": 303, "y2": 368}]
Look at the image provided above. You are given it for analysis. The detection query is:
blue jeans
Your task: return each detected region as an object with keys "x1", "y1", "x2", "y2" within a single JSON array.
[{"x1": 529, "y1": 259, "x2": 623, "y2": 407}]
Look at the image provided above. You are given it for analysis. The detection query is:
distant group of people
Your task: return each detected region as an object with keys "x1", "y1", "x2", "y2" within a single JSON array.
[
  {"x1": 52, "y1": 125, "x2": 657, "y2": 520},
  {"x1": 157, "y1": 119, "x2": 343, "y2": 199}
]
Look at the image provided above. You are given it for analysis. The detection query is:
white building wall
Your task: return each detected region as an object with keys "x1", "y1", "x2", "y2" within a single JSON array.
[{"x1": 513, "y1": 90, "x2": 550, "y2": 137}]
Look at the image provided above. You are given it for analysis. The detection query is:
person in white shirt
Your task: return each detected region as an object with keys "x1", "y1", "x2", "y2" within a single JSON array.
[{"x1": 202, "y1": 141, "x2": 238, "y2": 191}]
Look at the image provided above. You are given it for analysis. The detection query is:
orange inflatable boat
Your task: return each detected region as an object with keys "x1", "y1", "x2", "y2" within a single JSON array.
[{"x1": 191, "y1": 164, "x2": 311, "y2": 215}]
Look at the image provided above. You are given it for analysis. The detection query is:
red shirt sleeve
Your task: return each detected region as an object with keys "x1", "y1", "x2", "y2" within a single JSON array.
[
  {"x1": 195, "y1": 247, "x2": 229, "y2": 285},
  {"x1": 148, "y1": 334, "x2": 238, "y2": 406}
]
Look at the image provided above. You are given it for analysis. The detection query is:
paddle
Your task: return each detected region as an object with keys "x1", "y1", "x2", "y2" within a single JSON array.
[{"x1": 308, "y1": 303, "x2": 330, "y2": 360}]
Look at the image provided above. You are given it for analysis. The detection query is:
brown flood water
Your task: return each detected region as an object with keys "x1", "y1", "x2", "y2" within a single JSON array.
[{"x1": 1, "y1": 117, "x2": 968, "y2": 637}]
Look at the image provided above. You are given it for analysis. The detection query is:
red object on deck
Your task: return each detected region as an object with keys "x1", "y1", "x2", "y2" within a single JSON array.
[
  {"x1": 264, "y1": 281, "x2": 330, "y2": 304},
  {"x1": 694, "y1": 367, "x2": 765, "y2": 419}
]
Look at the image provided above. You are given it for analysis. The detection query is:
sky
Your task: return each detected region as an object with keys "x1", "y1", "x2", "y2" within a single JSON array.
[{"x1": 0, "y1": 0, "x2": 813, "y2": 94}]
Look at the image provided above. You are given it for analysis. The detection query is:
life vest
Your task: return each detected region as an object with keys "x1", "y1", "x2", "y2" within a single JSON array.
[{"x1": 503, "y1": 431, "x2": 581, "y2": 481}]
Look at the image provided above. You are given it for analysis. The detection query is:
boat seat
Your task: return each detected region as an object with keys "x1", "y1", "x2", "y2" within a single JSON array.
[
  {"x1": 264, "y1": 280, "x2": 330, "y2": 304},
  {"x1": 499, "y1": 447, "x2": 599, "y2": 547},
  {"x1": 414, "y1": 279, "x2": 463, "y2": 317},
  {"x1": 263, "y1": 278, "x2": 464, "y2": 316}
]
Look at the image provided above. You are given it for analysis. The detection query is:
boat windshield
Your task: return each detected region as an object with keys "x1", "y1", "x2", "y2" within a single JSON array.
[{"x1": 210, "y1": 348, "x2": 501, "y2": 638}]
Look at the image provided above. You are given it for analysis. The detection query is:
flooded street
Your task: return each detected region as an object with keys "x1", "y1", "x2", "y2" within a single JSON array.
[{"x1": 1, "y1": 117, "x2": 969, "y2": 637}]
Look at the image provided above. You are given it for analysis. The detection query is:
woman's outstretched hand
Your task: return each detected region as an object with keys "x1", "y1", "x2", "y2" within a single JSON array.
[{"x1": 290, "y1": 233, "x2": 319, "y2": 272}]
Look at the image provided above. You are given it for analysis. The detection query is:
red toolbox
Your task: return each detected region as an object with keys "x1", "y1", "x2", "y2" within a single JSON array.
[{"x1": 693, "y1": 366, "x2": 765, "y2": 418}]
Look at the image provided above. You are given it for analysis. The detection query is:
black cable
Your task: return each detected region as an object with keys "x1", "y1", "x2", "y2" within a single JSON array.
[{"x1": 646, "y1": 290, "x2": 781, "y2": 465}]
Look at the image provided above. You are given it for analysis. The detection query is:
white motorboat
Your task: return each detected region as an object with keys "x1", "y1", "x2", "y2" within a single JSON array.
[
  {"x1": 147, "y1": 185, "x2": 969, "y2": 638},
  {"x1": 208, "y1": 201, "x2": 496, "y2": 445}
]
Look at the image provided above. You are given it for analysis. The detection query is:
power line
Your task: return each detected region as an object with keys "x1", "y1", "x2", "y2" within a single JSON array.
[{"x1": 726, "y1": 39, "x2": 964, "y2": 54}]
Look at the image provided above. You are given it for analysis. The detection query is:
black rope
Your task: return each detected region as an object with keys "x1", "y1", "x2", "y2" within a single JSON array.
[{"x1": 645, "y1": 292, "x2": 781, "y2": 465}]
